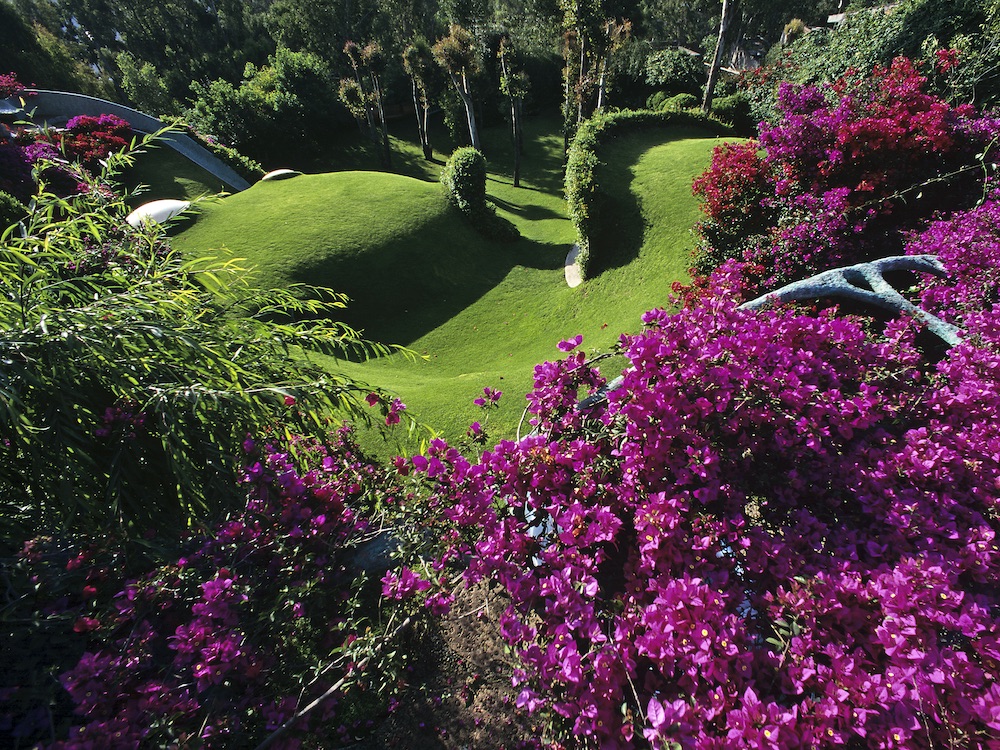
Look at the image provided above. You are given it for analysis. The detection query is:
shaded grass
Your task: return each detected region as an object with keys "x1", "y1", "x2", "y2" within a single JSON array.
[
  {"x1": 331, "y1": 125, "x2": 728, "y2": 448},
  {"x1": 125, "y1": 143, "x2": 231, "y2": 204}
]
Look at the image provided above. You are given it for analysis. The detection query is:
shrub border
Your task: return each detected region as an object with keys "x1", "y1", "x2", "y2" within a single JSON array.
[{"x1": 564, "y1": 108, "x2": 733, "y2": 280}]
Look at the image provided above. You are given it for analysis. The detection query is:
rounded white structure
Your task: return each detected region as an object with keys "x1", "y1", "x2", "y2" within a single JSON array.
[
  {"x1": 260, "y1": 168, "x2": 303, "y2": 182},
  {"x1": 126, "y1": 199, "x2": 191, "y2": 227}
]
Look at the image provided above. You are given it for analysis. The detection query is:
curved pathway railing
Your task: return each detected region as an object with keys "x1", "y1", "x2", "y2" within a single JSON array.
[{"x1": 8, "y1": 90, "x2": 251, "y2": 192}]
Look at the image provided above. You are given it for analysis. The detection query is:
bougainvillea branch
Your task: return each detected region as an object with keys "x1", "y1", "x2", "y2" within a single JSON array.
[{"x1": 253, "y1": 615, "x2": 414, "y2": 750}]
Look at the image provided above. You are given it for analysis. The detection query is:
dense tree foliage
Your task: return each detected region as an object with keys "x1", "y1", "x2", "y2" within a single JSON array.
[
  {"x1": 746, "y1": 0, "x2": 1000, "y2": 122},
  {"x1": 9, "y1": 0, "x2": 273, "y2": 111}
]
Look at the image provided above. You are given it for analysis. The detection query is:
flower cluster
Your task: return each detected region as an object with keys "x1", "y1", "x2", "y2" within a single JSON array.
[
  {"x1": 402, "y1": 197, "x2": 1000, "y2": 747},
  {"x1": 692, "y1": 57, "x2": 999, "y2": 295},
  {"x1": 0, "y1": 71, "x2": 25, "y2": 100},
  {"x1": 5, "y1": 429, "x2": 414, "y2": 749},
  {"x1": 93, "y1": 400, "x2": 147, "y2": 439},
  {"x1": 1, "y1": 112, "x2": 133, "y2": 200},
  {"x1": 57, "y1": 114, "x2": 132, "y2": 169}
]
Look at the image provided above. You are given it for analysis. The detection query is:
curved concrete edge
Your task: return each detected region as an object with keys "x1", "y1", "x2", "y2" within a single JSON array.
[
  {"x1": 261, "y1": 168, "x2": 303, "y2": 181},
  {"x1": 6, "y1": 90, "x2": 252, "y2": 193},
  {"x1": 565, "y1": 244, "x2": 583, "y2": 288}
]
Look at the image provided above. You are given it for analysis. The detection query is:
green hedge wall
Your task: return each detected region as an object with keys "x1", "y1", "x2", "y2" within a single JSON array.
[{"x1": 564, "y1": 109, "x2": 732, "y2": 280}]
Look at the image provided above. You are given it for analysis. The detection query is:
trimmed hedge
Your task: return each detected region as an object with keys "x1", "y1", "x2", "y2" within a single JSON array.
[
  {"x1": 164, "y1": 118, "x2": 265, "y2": 182},
  {"x1": 441, "y1": 146, "x2": 487, "y2": 216},
  {"x1": 710, "y1": 92, "x2": 756, "y2": 135},
  {"x1": 441, "y1": 147, "x2": 520, "y2": 242},
  {"x1": 564, "y1": 109, "x2": 732, "y2": 279},
  {"x1": 660, "y1": 92, "x2": 700, "y2": 112}
]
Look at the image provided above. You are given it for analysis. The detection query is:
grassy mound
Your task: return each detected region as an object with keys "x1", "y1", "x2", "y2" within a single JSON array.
[
  {"x1": 126, "y1": 144, "x2": 231, "y2": 203},
  {"x1": 334, "y1": 125, "x2": 729, "y2": 446},
  {"x1": 172, "y1": 171, "x2": 528, "y2": 342},
  {"x1": 173, "y1": 119, "x2": 732, "y2": 448}
]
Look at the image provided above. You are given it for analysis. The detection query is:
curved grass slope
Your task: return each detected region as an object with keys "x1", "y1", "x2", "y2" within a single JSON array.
[
  {"x1": 127, "y1": 145, "x2": 232, "y2": 204},
  {"x1": 172, "y1": 171, "x2": 552, "y2": 343},
  {"x1": 342, "y1": 126, "x2": 727, "y2": 445},
  {"x1": 173, "y1": 125, "x2": 729, "y2": 447}
]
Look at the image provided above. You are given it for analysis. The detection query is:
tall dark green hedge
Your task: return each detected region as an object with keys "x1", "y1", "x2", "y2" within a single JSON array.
[{"x1": 440, "y1": 147, "x2": 519, "y2": 242}]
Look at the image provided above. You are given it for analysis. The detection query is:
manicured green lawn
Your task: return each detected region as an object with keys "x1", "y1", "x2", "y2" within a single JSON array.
[
  {"x1": 337, "y1": 125, "x2": 730, "y2": 447},
  {"x1": 172, "y1": 117, "x2": 734, "y2": 451}
]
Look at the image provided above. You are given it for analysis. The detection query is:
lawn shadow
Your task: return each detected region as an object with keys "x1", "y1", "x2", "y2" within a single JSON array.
[
  {"x1": 587, "y1": 126, "x2": 713, "y2": 277},
  {"x1": 289, "y1": 209, "x2": 566, "y2": 348},
  {"x1": 487, "y1": 195, "x2": 563, "y2": 221}
]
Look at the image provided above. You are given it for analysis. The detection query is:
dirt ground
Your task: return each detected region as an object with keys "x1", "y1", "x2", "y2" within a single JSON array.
[{"x1": 353, "y1": 583, "x2": 543, "y2": 749}]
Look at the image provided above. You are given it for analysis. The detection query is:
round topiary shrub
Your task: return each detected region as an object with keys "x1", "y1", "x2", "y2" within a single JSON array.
[
  {"x1": 441, "y1": 146, "x2": 487, "y2": 216},
  {"x1": 441, "y1": 147, "x2": 520, "y2": 242},
  {"x1": 710, "y1": 91, "x2": 756, "y2": 134},
  {"x1": 646, "y1": 90, "x2": 669, "y2": 110},
  {"x1": 659, "y1": 92, "x2": 699, "y2": 111}
]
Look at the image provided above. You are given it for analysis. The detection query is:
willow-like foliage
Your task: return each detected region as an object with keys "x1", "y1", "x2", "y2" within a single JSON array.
[{"x1": 0, "y1": 133, "x2": 410, "y2": 541}]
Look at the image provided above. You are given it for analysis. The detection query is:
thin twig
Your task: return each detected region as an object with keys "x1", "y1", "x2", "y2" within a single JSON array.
[{"x1": 252, "y1": 615, "x2": 413, "y2": 750}]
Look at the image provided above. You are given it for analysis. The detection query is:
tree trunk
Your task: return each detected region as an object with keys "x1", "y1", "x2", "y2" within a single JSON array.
[
  {"x1": 421, "y1": 104, "x2": 433, "y2": 160},
  {"x1": 596, "y1": 57, "x2": 607, "y2": 112},
  {"x1": 410, "y1": 77, "x2": 431, "y2": 160},
  {"x1": 452, "y1": 70, "x2": 481, "y2": 152},
  {"x1": 511, "y1": 98, "x2": 522, "y2": 187},
  {"x1": 354, "y1": 68, "x2": 377, "y2": 141},
  {"x1": 702, "y1": 0, "x2": 740, "y2": 114},
  {"x1": 371, "y1": 71, "x2": 392, "y2": 169}
]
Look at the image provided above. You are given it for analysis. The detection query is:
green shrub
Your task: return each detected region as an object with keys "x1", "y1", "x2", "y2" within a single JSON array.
[
  {"x1": 646, "y1": 90, "x2": 669, "y2": 110},
  {"x1": 199, "y1": 134, "x2": 264, "y2": 181},
  {"x1": 644, "y1": 48, "x2": 705, "y2": 95},
  {"x1": 783, "y1": 18, "x2": 807, "y2": 44},
  {"x1": 441, "y1": 147, "x2": 519, "y2": 242},
  {"x1": 710, "y1": 92, "x2": 756, "y2": 135},
  {"x1": 186, "y1": 47, "x2": 346, "y2": 167},
  {"x1": 0, "y1": 190, "x2": 25, "y2": 230},
  {"x1": 441, "y1": 146, "x2": 487, "y2": 215},
  {"x1": 659, "y1": 92, "x2": 700, "y2": 111},
  {"x1": 564, "y1": 108, "x2": 732, "y2": 279}
]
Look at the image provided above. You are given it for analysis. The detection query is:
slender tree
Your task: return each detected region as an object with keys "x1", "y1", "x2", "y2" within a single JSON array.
[
  {"x1": 361, "y1": 41, "x2": 392, "y2": 169},
  {"x1": 403, "y1": 39, "x2": 435, "y2": 160},
  {"x1": 343, "y1": 40, "x2": 392, "y2": 168},
  {"x1": 344, "y1": 41, "x2": 378, "y2": 141},
  {"x1": 433, "y1": 24, "x2": 482, "y2": 152},
  {"x1": 498, "y1": 35, "x2": 529, "y2": 187},
  {"x1": 594, "y1": 18, "x2": 631, "y2": 112},
  {"x1": 702, "y1": 0, "x2": 741, "y2": 114},
  {"x1": 558, "y1": 0, "x2": 613, "y2": 154}
]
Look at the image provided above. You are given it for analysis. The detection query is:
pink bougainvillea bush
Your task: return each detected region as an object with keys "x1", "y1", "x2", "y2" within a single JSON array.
[
  {"x1": 1, "y1": 107, "x2": 133, "y2": 200},
  {"x1": 396, "y1": 196, "x2": 1000, "y2": 748},
  {"x1": 0, "y1": 71, "x2": 25, "y2": 100},
  {"x1": 692, "y1": 56, "x2": 1000, "y2": 296},
  {"x1": 3, "y1": 429, "x2": 417, "y2": 749},
  {"x1": 55, "y1": 114, "x2": 133, "y2": 169}
]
